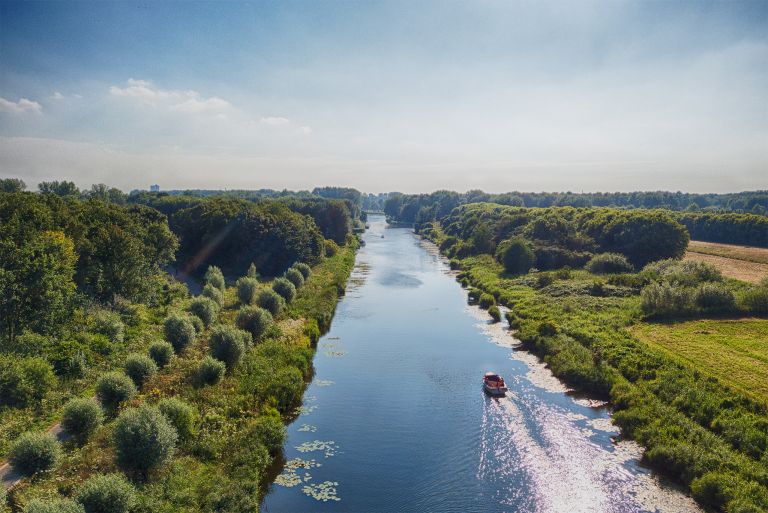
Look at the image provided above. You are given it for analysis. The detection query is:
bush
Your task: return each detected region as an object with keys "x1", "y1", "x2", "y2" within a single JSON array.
[
  {"x1": 478, "y1": 293, "x2": 496, "y2": 309},
  {"x1": 189, "y1": 314, "x2": 204, "y2": 333},
  {"x1": 123, "y1": 353, "x2": 158, "y2": 388},
  {"x1": 586, "y1": 253, "x2": 634, "y2": 274},
  {"x1": 247, "y1": 262, "x2": 259, "y2": 279},
  {"x1": 201, "y1": 283, "x2": 223, "y2": 305},
  {"x1": 77, "y1": 473, "x2": 137, "y2": 513},
  {"x1": 61, "y1": 398, "x2": 103, "y2": 442},
  {"x1": 255, "y1": 288, "x2": 285, "y2": 317},
  {"x1": 236, "y1": 306, "x2": 274, "y2": 343},
  {"x1": 284, "y1": 268, "x2": 305, "y2": 289},
  {"x1": 324, "y1": 239, "x2": 339, "y2": 257},
  {"x1": 90, "y1": 310, "x2": 125, "y2": 344},
  {"x1": 272, "y1": 277, "x2": 296, "y2": 303},
  {"x1": 694, "y1": 283, "x2": 735, "y2": 313},
  {"x1": 158, "y1": 398, "x2": 197, "y2": 441},
  {"x1": 113, "y1": 405, "x2": 177, "y2": 478},
  {"x1": 10, "y1": 431, "x2": 61, "y2": 475},
  {"x1": 691, "y1": 472, "x2": 736, "y2": 510},
  {"x1": 250, "y1": 413, "x2": 286, "y2": 455},
  {"x1": 204, "y1": 265, "x2": 225, "y2": 292},
  {"x1": 292, "y1": 262, "x2": 311, "y2": 279},
  {"x1": 640, "y1": 282, "x2": 694, "y2": 318},
  {"x1": 209, "y1": 325, "x2": 250, "y2": 370},
  {"x1": 195, "y1": 356, "x2": 226, "y2": 387},
  {"x1": 236, "y1": 277, "x2": 259, "y2": 305},
  {"x1": 95, "y1": 372, "x2": 137, "y2": 410},
  {"x1": 24, "y1": 498, "x2": 84, "y2": 513},
  {"x1": 738, "y1": 283, "x2": 768, "y2": 315},
  {"x1": 488, "y1": 305, "x2": 501, "y2": 322},
  {"x1": 505, "y1": 311, "x2": 521, "y2": 329},
  {"x1": 0, "y1": 356, "x2": 57, "y2": 407},
  {"x1": 189, "y1": 297, "x2": 219, "y2": 328},
  {"x1": 536, "y1": 272, "x2": 555, "y2": 288},
  {"x1": 643, "y1": 259, "x2": 722, "y2": 286},
  {"x1": 148, "y1": 341, "x2": 174, "y2": 368},
  {"x1": 163, "y1": 314, "x2": 196, "y2": 353},
  {"x1": 538, "y1": 321, "x2": 558, "y2": 336},
  {"x1": 497, "y1": 238, "x2": 535, "y2": 275}
]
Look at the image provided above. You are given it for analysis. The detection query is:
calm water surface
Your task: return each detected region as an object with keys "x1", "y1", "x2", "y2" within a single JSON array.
[{"x1": 261, "y1": 215, "x2": 701, "y2": 513}]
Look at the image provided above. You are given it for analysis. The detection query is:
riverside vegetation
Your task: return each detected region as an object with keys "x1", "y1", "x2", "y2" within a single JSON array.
[
  {"x1": 396, "y1": 200, "x2": 768, "y2": 513},
  {"x1": 0, "y1": 181, "x2": 360, "y2": 512}
]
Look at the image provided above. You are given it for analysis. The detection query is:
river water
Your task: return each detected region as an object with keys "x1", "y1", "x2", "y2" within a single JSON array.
[{"x1": 261, "y1": 215, "x2": 701, "y2": 513}]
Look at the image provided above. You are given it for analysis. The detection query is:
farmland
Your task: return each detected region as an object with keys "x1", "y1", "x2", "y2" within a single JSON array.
[{"x1": 685, "y1": 241, "x2": 768, "y2": 283}]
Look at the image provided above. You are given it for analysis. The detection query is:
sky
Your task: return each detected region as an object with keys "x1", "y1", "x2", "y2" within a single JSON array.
[{"x1": 0, "y1": 0, "x2": 766, "y2": 194}]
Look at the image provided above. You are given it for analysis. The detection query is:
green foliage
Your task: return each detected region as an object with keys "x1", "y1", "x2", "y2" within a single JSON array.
[
  {"x1": 643, "y1": 259, "x2": 722, "y2": 286},
  {"x1": 89, "y1": 309, "x2": 125, "y2": 344},
  {"x1": 586, "y1": 253, "x2": 634, "y2": 274},
  {"x1": 272, "y1": 277, "x2": 296, "y2": 303},
  {"x1": 641, "y1": 283, "x2": 693, "y2": 318},
  {"x1": 0, "y1": 355, "x2": 57, "y2": 407},
  {"x1": 113, "y1": 404, "x2": 177, "y2": 478},
  {"x1": 264, "y1": 367, "x2": 305, "y2": 413},
  {"x1": 694, "y1": 284, "x2": 736, "y2": 313},
  {"x1": 163, "y1": 314, "x2": 196, "y2": 353},
  {"x1": 77, "y1": 473, "x2": 137, "y2": 513},
  {"x1": 95, "y1": 372, "x2": 137, "y2": 410},
  {"x1": 195, "y1": 356, "x2": 225, "y2": 387},
  {"x1": 201, "y1": 283, "x2": 223, "y2": 305},
  {"x1": 478, "y1": 293, "x2": 496, "y2": 309},
  {"x1": 488, "y1": 305, "x2": 501, "y2": 322},
  {"x1": 235, "y1": 277, "x2": 259, "y2": 305},
  {"x1": 0, "y1": 177, "x2": 26, "y2": 192},
  {"x1": 24, "y1": 498, "x2": 84, "y2": 513},
  {"x1": 497, "y1": 237, "x2": 535, "y2": 275},
  {"x1": 324, "y1": 239, "x2": 339, "y2": 257},
  {"x1": 538, "y1": 321, "x2": 559, "y2": 336},
  {"x1": 255, "y1": 288, "x2": 285, "y2": 317},
  {"x1": 284, "y1": 268, "x2": 305, "y2": 289},
  {"x1": 189, "y1": 296, "x2": 219, "y2": 328},
  {"x1": 209, "y1": 325, "x2": 250, "y2": 370},
  {"x1": 148, "y1": 340, "x2": 174, "y2": 368},
  {"x1": 204, "y1": 265, "x2": 226, "y2": 292},
  {"x1": 10, "y1": 431, "x2": 61, "y2": 475},
  {"x1": 189, "y1": 314, "x2": 204, "y2": 334},
  {"x1": 236, "y1": 306, "x2": 273, "y2": 343},
  {"x1": 250, "y1": 413, "x2": 286, "y2": 455},
  {"x1": 158, "y1": 398, "x2": 197, "y2": 441},
  {"x1": 246, "y1": 262, "x2": 259, "y2": 279},
  {"x1": 123, "y1": 353, "x2": 158, "y2": 388},
  {"x1": 292, "y1": 262, "x2": 312, "y2": 279},
  {"x1": 61, "y1": 398, "x2": 103, "y2": 442},
  {"x1": 738, "y1": 282, "x2": 768, "y2": 315}
]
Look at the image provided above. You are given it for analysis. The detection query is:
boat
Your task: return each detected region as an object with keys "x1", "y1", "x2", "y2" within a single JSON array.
[{"x1": 483, "y1": 372, "x2": 508, "y2": 396}]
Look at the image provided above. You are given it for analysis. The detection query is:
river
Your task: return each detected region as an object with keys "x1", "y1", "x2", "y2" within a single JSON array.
[{"x1": 261, "y1": 215, "x2": 702, "y2": 513}]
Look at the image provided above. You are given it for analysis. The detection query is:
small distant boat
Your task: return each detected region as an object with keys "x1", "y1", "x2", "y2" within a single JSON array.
[{"x1": 483, "y1": 372, "x2": 508, "y2": 396}]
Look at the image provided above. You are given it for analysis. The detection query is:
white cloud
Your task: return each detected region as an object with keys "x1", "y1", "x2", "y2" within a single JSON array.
[
  {"x1": 260, "y1": 116, "x2": 291, "y2": 126},
  {"x1": 296, "y1": 125, "x2": 313, "y2": 135},
  {"x1": 110, "y1": 78, "x2": 231, "y2": 114},
  {"x1": 0, "y1": 97, "x2": 42, "y2": 114},
  {"x1": 50, "y1": 92, "x2": 64, "y2": 100}
]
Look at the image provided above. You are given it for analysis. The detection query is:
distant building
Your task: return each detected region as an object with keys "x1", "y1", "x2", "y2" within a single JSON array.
[{"x1": 150, "y1": 184, "x2": 160, "y2": 192}]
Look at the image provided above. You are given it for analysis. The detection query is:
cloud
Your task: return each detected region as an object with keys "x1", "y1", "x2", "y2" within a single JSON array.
[
  {"x1": 296, "y1": 126, "x2": 313, "y2": 135},
  {"x1": 0, "y1": 97, "x2": 42, "y2": 114},
  {"x1": 50, "y1": 92, "x2": 64, "y2": 100},
  {"x1": 260, "y1": 116, "x2": 291, "y2": 126},
  {"x1": 110, "y1": 78, "x2": 231, "y2": 114}
]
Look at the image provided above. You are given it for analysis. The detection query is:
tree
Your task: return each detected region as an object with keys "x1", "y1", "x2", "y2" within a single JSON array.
[
  {"x1": 0, "y1": 178, "x2": 26, "y2": 192},
  {"x1": 497, "y1": 238, "x2": 535, "y2": 275},
  {"x1": 113, "y1": 405, "x2": 177, "y2": 479},
  {"x1": 38, "y1": 180, "x2": 79, "y2": 197}
]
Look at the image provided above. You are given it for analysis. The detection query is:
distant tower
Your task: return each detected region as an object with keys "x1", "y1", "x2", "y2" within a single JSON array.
[{"x1": 150, "y1": 184, "x2": 160, "y2": 192}]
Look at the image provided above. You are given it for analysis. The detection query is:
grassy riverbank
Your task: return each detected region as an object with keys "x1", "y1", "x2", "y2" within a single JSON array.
[
  {"x1": 4, "y1": 244, "x2": 357, "y2": 512},
  {"x1": 422, "y1": 223, "x2": 768, "y2": 513}
]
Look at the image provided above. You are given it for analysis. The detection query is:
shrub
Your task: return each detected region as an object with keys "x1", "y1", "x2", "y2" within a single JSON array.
[
  {"x1": 10, "y1": 431, "x2": 61, "y2": 475},
  {"x1": 236, "y1": 306, "x2": 274, "y2": 343},
  {"x1": 488, "y1": 305, "x2": 501, "y2": 322},
  {"x1": 324, "y1": 239, "x2": 339, "y2": 257},
  {"x1": 189, "y1": 315, "x2": 204, "y2": 333},
  {"x1": 61, "y1": 398, "x2": 103, "y2": 442},
  {"x1": 640, "y1": 283, "x2": 694, "y2": 318},
  {"x1": 497, "y1": 238, "x2": 535, "y2": 275},
  {"x1": 505, "y1": 311, "x2": 521, "y2": 329},
  {"x1": 250, "y1": 413, "x2": 286, "y2": 455},
  {"x1": 158, "y1": 398, "x2": 197, "y2": 441},
  {"x1": 292, "y1": 262, "x2": 311, "y2": 279},
  {"x1": 148, "y1": 341, "x2": 174, "y2": 368},
  {"x1": 284, "y1": 268, "x2": 305, "y2": 289},
  {"x1": 24, "y1": 498, "x2": 84, "y2": 513},
  {"x1": 195, "y1": 356, "x2": 225, "y2": 387},
  {"x1": 538, "y1": 321, "x2": 558, "y2": 336},
  {"x1": 255, "y1": 288, "x2": 285, "y2": 317},
  {"x1": 738, "y1": 283, "x2": 768, "y2": 315},
  {"x1": 0, "y1": 356, "x2": 57, "y2": 407},
  {"x1": 643, "y1": 259, "x2": 722, "y2": 286},
  {"x1": 204, "y1": 265, "x2": 225, "y2": 292},
  {"x1": 123, "y1": 353, "x2": 158, "y2": 388},
  {"x1": 586, "y1": 253, "x2": 634, "y2": 274},
  {"x1": 536, "y1": 272, "x2": 555, "y2": 288},
  {"x1": 236, "y1": 277, "x2": 259, "y2": 305},
  {"x1": 189, "y1": 297, "x2": 219, "y2": 328},
  {"x1": 113, "y1": 405, "x2": 177, "y2": 478},
  {"x1": 77, "y1": 473, "x2": 137, "y2": 513},
  {"x1": 478, "y1": 293, "x2": 496, "y2": 309},
  {"x1": 209, "y1": 325, "x2": 250, "y2": 370},
  {"x1": 272, "y1": 277, "x2": 296, "y2": 303},
  {"x1": 694, "y1": 283, "x2": 735, "y2": 313},
  {"x1": 691, "y1": 472, "x2": 736, "y2": 510},
  {"x1": 163, "y1": 314, "x2": 196, "y2": 353},
  {"x1": 247, "y1": 262, "x2": 259, "y2": 279},
  {"x1": 90, "y1": 310, "x2": 125, "y2": 344},
  {"x1": 95, "y1": 372, "x2": 137, "y2": 411},
  {"x1": 201, "y1": 283, "x2": 223, "y2": 305}
]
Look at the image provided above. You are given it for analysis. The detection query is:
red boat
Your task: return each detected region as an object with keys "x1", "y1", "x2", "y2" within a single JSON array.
[{"x1": 483, "y1": 372, "x2": 508, "y2": 396}]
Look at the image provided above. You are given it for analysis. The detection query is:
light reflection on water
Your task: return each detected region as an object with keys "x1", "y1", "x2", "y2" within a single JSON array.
[{"x1": 261, "y1": 216, "x2": 701, "y2": 513}]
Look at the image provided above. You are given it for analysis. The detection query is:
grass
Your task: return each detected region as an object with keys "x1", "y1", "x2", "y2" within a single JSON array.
[
  {"x1": 685, "y1": 240, "x2": 768, "y2": 283},
  {"x1": 630, "y1": 318, "x2": 768, "y2": 403}
]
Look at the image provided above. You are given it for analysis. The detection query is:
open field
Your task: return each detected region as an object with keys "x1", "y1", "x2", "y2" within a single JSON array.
[
  {"x1": 688, "y1": 240, "x2": 768, "y2": 264},
  {"x1": 685, "y1": 241, "x2": 768, "y2": 283},
  {"x1": 631, "y1": 318, "x2": 768, "y2": 403}
]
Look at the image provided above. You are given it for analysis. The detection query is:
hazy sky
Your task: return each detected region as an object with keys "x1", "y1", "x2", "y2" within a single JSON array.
[{"x1": 1, "y1": 0, "x2": 766, "y2": 193}]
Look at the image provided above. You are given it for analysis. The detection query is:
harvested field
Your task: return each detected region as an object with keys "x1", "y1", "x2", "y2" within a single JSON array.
[
  {"x1": 684, "y1": 252, "x2": 768, "y2": 284},
  {"x1": 688, "y1": 240, "x2": 768, "y2": 264}
]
